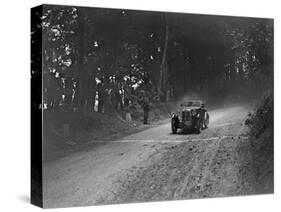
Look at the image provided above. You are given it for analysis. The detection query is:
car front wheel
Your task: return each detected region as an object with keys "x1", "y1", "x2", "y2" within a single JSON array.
[
  {"x1": 171, "y1": 119, "x2": 177, "y2": 134},
  {"x1": 195, "y1": 121, "x2": 202, "y2": 134}
]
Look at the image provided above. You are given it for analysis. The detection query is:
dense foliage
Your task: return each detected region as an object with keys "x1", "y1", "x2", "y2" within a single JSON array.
[
  {"x1": 35, "y1": 5, "x2": 273, "y2": 113},
  {"x1": 245, "y1": 92, "x2": 273, "y2": 138}
]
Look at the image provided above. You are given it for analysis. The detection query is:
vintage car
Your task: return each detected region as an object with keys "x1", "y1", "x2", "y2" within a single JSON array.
[{"x1": 171, "y1": 100, "x2": 209, "y2": 134}]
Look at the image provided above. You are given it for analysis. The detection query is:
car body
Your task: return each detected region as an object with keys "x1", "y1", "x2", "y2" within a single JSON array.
[{"x1": 171, "y1": 100, "x2": 209, "y2": 134}]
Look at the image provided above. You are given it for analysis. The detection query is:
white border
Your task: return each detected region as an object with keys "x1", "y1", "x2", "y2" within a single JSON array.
[{"x1": 0, "y1": 0, "x2": 279, "y2": 211}]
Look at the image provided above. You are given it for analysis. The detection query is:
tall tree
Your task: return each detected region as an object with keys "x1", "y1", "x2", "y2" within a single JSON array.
[{"x1": 158, "y1": 13, "x2": 169, "y2": 100}]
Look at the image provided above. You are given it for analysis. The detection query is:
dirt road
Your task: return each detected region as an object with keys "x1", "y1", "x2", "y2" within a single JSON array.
[{"x1": 43, "y1": 104, "x2": 259, "y2": 208}]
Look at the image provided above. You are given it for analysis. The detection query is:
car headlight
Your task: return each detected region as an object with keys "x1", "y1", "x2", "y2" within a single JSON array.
[
  {"x1": 191, "y1": 110, "x2": 196, "y2": 116},
  {"x1": 178, "y1": 116, "x2": 182, "y2": 121}
]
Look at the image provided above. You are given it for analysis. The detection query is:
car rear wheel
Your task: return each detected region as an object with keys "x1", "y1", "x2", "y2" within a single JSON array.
[
  {"x1": 202, "y1": 112, "x2": 209, "y2": 129},
  {"x1": 204, "y1": 113, "x2": 209, "y2": 129}
]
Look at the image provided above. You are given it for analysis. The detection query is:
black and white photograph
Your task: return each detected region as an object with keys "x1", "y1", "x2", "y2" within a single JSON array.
[{"x1": 30, "y1": 3, "x2": 274, "y2": 209}]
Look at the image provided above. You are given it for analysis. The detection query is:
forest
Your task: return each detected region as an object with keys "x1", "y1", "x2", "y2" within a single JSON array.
[{"x1": 32, "y1": 5, "x2": 273, "y2": 116}]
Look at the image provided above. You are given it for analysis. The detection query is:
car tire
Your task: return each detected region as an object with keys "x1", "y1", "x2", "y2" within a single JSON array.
[
  {"x1": 196, "y1": 122, "x2": 202, "y2": 134},
  {"x1": 205, "y1": 113, "x2": 209, "y2": 128},
  {"x1": 171, "y1": 119, "x2": 177, "y2": 134}
]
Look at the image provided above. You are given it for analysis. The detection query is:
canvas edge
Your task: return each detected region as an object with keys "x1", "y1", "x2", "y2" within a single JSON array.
[{"x1": 31, "y1": 4, "x2": 43, "y2": 208}]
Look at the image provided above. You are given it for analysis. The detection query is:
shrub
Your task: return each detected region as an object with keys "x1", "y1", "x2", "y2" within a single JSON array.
[{"x1": 245, "y1": 92, "x2": 273, "y2": 139}]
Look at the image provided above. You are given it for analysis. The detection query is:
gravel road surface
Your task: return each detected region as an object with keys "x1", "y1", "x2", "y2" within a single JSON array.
[{"x1": 43, "y1": 104, "x2": 259, "y2": 208}]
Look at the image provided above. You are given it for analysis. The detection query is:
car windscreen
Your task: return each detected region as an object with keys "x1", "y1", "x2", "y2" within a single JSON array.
[{"x1": 183, "y1": 101, "x2": 201, "y2": 107}]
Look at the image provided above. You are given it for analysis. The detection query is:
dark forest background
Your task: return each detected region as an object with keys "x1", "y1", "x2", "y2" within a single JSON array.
[{"x1": 32, "y1": 5, "x2": 273, "y2": 113}]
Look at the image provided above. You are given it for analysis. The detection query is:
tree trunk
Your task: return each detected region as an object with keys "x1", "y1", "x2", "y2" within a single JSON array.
[
  {"x1": 76, "y1": 8, "x2": 89, "y2": 111},
  {"x1": 158, "y1": 13, "x2": 169, "y2": 100}
]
